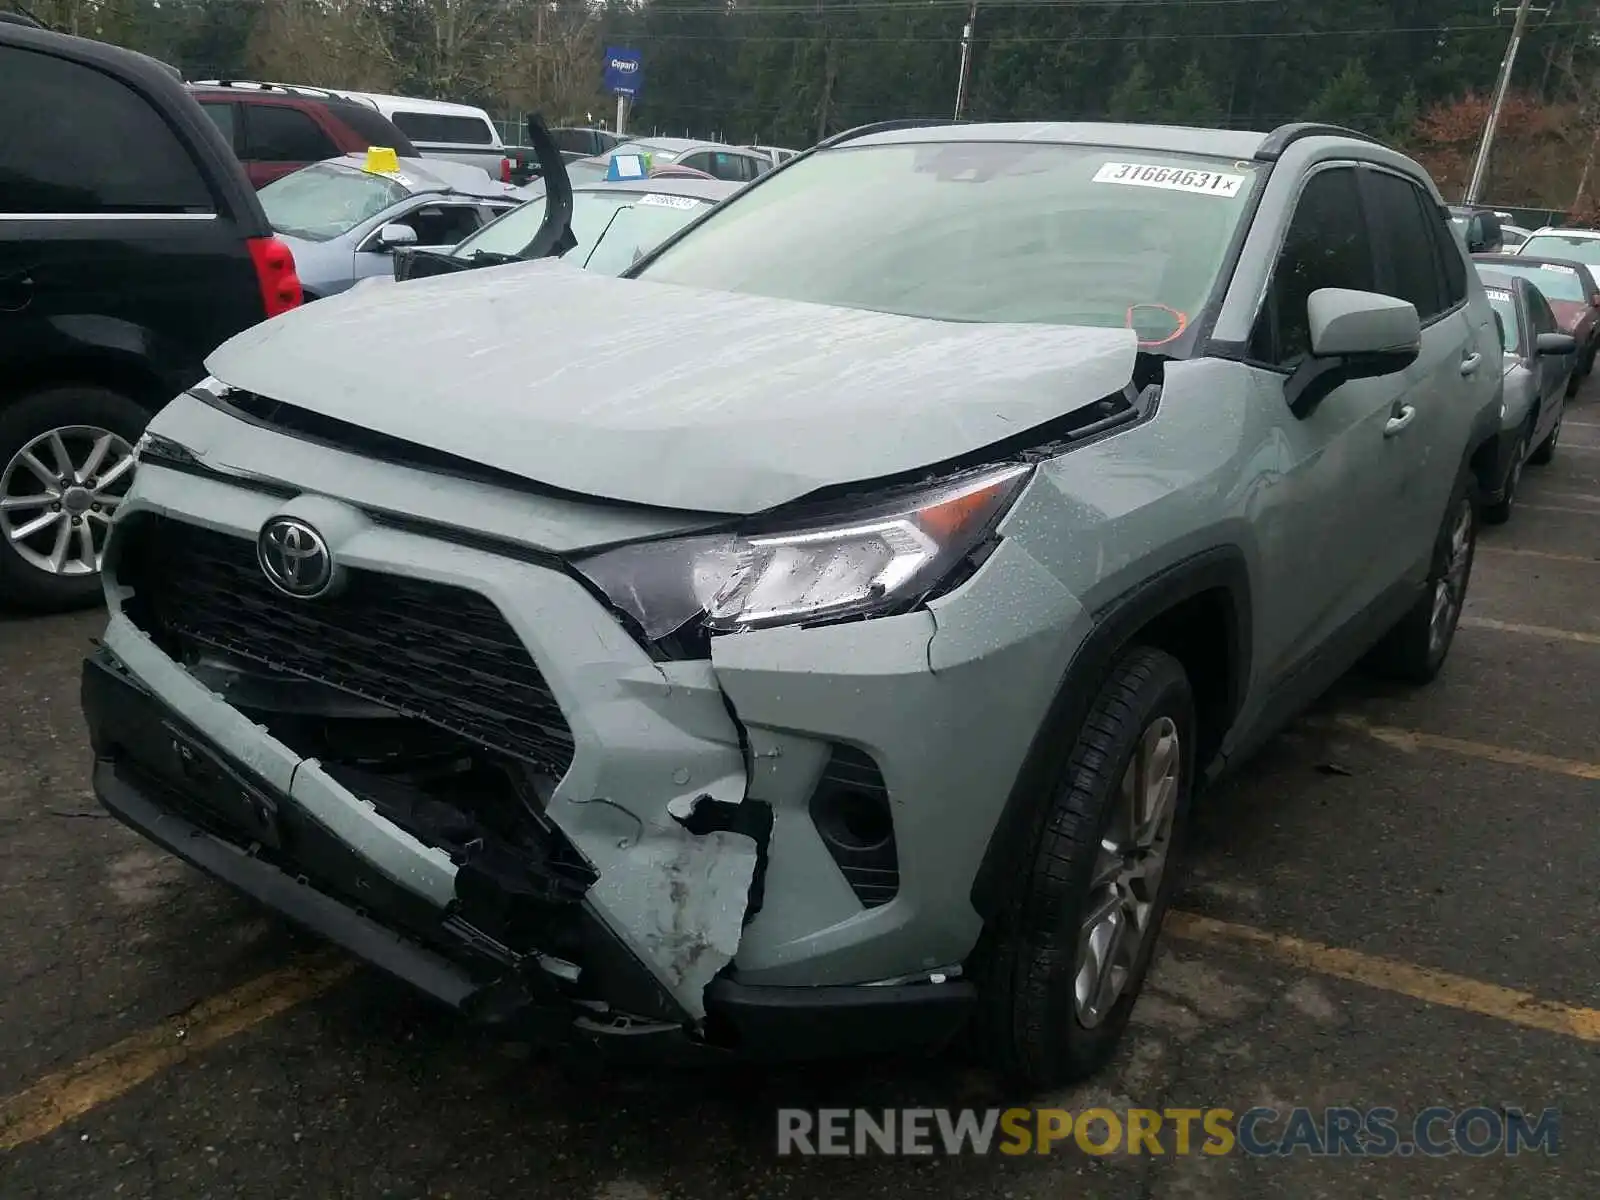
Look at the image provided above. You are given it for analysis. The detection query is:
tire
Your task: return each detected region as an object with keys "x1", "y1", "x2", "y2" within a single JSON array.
[
  {"x1": 0, "y1": 386, "x2": 148, "y2": 613},
  {"x1": 1529, "y1": 405, "x2": 1562, "y2": 466},
  {"x1": 1364, "y1": 470, "x2": 1477, "y2": 685},
  {"x1": 1481, "y1": 425, "x2": 1528, "y2": 526},
  {"x1": 971, "y1": 646, "x2": 1195, "y2": 1089}
]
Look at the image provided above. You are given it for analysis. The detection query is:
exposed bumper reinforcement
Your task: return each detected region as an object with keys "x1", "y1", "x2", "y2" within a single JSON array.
[{"x1": 83, "y1": 645, "x2": 976, "y2": 1063}]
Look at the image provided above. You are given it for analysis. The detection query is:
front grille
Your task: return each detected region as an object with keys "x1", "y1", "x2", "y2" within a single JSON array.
[{"x1": 118, "y1": 517, "x2": 576, "y2": 775}]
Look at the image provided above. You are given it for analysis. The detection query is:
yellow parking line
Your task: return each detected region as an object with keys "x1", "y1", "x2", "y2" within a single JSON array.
[
  {"x1": 1477, "y1": 546, "x2": 1598, "y2": 565},
  {"x1": 1460, "y1": 616, "x2": 1600, "y2": 645},
  {"x1": 1330, "y1": 715, "x2": 1600, "y2": 781},
  {"x1": 0, "y1": 955, "x2": 353, "y2": 1153},
  {"x1": 1167, "y1": 912, "x2": 1600, "y2": 1043}
]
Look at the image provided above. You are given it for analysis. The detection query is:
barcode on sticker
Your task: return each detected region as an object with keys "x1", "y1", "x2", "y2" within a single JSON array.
[
  {"x1": 637, "y1": 193, "x2": 700, "y2": 210},
  {"x1": 1092, "y1": 161, "x2": 1246, "y2": 197}
]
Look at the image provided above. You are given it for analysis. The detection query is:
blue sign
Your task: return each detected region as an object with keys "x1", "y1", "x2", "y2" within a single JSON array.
[{"x1": 603, "y1": 47, "x2": 643, "y2": 98}]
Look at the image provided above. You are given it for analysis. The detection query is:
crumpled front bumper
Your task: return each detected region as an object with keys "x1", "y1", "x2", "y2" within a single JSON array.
[{"x1": 82, "y1": 643, "x2": 975, "y2": 1061}]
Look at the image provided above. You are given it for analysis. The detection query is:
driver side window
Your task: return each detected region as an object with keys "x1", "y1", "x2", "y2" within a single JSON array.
[{"x1": 1250, "y1": 167, "x2": 1376, "y2": 367}]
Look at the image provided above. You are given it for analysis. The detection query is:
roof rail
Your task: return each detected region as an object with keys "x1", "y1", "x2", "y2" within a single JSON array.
[
  {"x1": 1255, "y1": 122, "x2": 1379, "y2": 162},
  {"x1": 0, "y1": 8, "x2": 44, "y2": 26},
  {"x1": 816, "y1": 117, "x2": 964, "y2": 150}
]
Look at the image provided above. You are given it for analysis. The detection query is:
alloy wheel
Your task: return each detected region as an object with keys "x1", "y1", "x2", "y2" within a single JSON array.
[
  {"x1": 0, "y1": 426, "x2": 135, "y2": 577},
  {"x1": 1073, "y1": 715, "x2": 1181, "y2": 1029},
  {"x1": 1428, "y1": 498, "x2": 1473, "y2": 657}
]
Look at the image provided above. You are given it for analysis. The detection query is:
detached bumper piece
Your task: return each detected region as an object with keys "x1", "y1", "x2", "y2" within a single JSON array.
[{"x1": 82, "y1": 647, "x2": 975, "y2": 1063}]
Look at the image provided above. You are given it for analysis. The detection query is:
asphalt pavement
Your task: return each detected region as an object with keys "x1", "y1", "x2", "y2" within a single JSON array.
[{"x1": 1, "y1": 389, "x2": 1597, "y2": 1199}]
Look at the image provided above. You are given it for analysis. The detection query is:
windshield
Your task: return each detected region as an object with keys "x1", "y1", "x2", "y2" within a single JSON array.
[
  {"x1": 259, "y1": 162, "x2": 409, "y2": 242},
  {"x1": 1519, "y1": 234, "x2": 1600, "y2": 266},
  {"x1": 581, "y1": 194, "x2": 715, "y2": 276},
  {"x1": 637, "y1": 141, "x2": 1261, "y2": 339},
  {"x1": 452, "y1": 187, "x2": 703, "y2": 262},
  {"x1": 1485, "y1": 259, "x2": 1587, "y2": 302},
  {"x1": 1479, "y1": 280, "x2": 1520, "y2": 352}
]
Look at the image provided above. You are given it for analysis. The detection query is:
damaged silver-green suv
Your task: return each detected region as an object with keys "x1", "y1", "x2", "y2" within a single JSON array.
[{"x1": 85, "y1": 120, "x2": 1503, "y2": 1086}]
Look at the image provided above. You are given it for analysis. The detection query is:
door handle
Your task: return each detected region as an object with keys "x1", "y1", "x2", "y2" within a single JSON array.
[
  {"x1": 1460, "y1": 352, "x2": 1483, "y2": 377},
  {"x1": 1384, "y1": 404, "x2": 1417, "y2": 437}
]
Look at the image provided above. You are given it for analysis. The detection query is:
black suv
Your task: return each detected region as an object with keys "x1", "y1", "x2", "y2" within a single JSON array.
[{"x1": 0, "y1": 23, "x2": 303, "y2": 612}]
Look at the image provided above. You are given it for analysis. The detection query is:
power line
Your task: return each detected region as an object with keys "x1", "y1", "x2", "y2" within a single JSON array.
[{"x1": 611, "y1": 19, "x2": 1594, "y2": 45}]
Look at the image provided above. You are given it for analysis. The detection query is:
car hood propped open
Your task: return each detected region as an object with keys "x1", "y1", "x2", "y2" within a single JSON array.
[{"x1": 206, "y1": 261, "x2": 1138, "y2": 513}]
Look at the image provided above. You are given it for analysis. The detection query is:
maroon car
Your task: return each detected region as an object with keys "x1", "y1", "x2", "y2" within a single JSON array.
[
  {"x1": 1473, "y1": 252, "x2": 1600, "y2": 384},
  {"x1": 188, "y1": 81, "x2": 421, "y2": 189}
]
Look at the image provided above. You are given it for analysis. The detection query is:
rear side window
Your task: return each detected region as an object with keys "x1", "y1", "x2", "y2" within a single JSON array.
[
  {"x1": 199, "y1": 101, "x2": 239, "y2": 150},
  {"x1": 0, "y1": 46, "x2": 212, "y2": 214},
  {"x1": 1250, "y1": 167, "x2": 1374, "y2": 365},
  {"x1": 390, "y1": 112, "x2": 494, "y2": 146},
  {"x1": 1429, "y1": 213, "x2": 1468, "y2": 307},
  {"x1": 1366, "y1": 170, "x2": 1446, "y2": 321},
  {"x1": 247, "y1": 104, "x2": 338, "y2": 163}
]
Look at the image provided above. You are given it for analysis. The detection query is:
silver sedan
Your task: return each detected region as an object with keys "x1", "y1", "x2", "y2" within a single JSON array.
[{"x1": 261, "y1": 155, "x2": 531, "y2": 299}]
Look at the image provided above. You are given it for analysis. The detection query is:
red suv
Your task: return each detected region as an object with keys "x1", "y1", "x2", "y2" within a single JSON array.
[{"x1": 187, "y1": 81, "x2": 421, "y2": 188}]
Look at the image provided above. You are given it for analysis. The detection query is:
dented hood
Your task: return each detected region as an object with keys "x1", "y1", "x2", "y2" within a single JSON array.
[{"x1": 207, "y1": 260, "x2": 1138, "y2": 513}]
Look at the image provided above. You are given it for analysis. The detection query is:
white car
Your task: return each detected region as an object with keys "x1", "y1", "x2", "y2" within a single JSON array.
[{"x1": 1515, "y1": 225, "x2": 1600, "y2": 267}]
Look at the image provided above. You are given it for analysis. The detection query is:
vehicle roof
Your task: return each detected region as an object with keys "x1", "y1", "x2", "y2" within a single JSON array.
[
  {"x1": 522, "y1": 176, "x2": 743, "y2": 203},
  {"x1": 1476, "y1": 251, "x2": 1596, "y2": 277},
  {"x1": 321, "y1": 154, "x2": 517, "y2": 198},
  {"x1": 577, "y1": 177, "x2": 742, "y2": 201},
  {"x1": 615, "y1": 137, "x2": 766, "y2": 156},
  {"x1": 336, "y1": 91, "x2": 493, "y2": 119},
  {"x1": 1525, "y1": 226, "x2": 1600, "y2": 239},
  {"x1": 839, "y1": 120, "x2": 1271, "y2": 160}
]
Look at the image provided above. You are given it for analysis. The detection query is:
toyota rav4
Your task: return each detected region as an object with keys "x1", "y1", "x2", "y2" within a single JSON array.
[{"x1": 83, "y1": 121, "x2": 1503, "y2": 1086}]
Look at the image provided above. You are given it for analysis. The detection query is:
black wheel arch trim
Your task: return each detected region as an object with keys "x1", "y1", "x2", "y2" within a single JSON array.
[{"x1": 969, "y1": 545, "x2": 1253, "y2": 922}]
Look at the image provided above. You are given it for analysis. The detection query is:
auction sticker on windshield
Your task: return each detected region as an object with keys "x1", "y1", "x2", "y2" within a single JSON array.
[
  {"x1": 1541, "y1": 264, "x2": 1578, "y2": 275},
  {"x1": 637, "y1": 193, "x2": 700, "y2": 210},
  {"x1": 1484, "y1": 288, "x2": 1512, "y2": 302},
  {"x1": 1092, "y1": 162, "x2": 1246, "y2": 197}
]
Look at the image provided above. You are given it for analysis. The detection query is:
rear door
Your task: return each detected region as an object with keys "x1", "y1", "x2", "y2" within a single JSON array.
[
  {"x1": 0, "y1": 41, "x2": 266, "y2": 398},
  {"x1": 240, "y1": 101, "x2": 340, "y2": 188},
  {"x1": 1358, "y1": 166, "x2": 1485, "y2": 585}
]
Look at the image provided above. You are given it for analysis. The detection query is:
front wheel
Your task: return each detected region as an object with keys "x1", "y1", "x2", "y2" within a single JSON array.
[
  {"x1": 1529, "y1": 406, "x2": 1562, "y2": 466},
  {"x1": 1365, "y1": 474, "x2": 1477, "y2": 684},
  {"x1": 972, "y1": 646, "x2": 1194, "y2": 1088},
  {"x1": 1482, "y1": 426, "x2": 1527, "y2": 526}
]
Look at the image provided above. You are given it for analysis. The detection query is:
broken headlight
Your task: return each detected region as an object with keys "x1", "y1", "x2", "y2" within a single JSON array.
[{"x1": 575, "y1": 463, "x2": 1032, "y2": 640}]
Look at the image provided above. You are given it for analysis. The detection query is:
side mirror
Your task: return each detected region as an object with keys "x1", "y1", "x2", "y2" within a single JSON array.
[
  {"x1": 1590, "y1": 292, "x2": 1600, "y2": 308},
  {"x1": 1287, "y1": 288, "x2": 1421, "y2": 419},
  {"x1": 376, "y1": 222, "x2": 418, "y2": 250},
  {"x1": 1537, "y1": 331, "x2": 1577, "y2": 356}
]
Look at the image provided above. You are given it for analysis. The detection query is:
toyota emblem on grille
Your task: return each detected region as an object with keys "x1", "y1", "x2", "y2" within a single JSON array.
[{"x1": 257, "y1": 516, "x2": 333, "y2": 598}]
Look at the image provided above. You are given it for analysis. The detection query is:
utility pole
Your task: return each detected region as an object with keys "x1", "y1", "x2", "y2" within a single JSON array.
[
  {"x1": 953, "y1": 0, "x2": 978, "y2": 121},
  {"x1": 1466, "y1": 0, "x2": 1547, "y2": 204}
]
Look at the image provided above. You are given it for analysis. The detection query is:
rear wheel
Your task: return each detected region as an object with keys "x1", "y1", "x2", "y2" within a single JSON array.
[
  {"x1": 972, "y1": 646, "x2": 1194, "y2": 1088},
  {"x1": 0, "y1": 386, "x2": 146, "y2": 612},
  {"x1": 1365, "y1": 472, "x2": 1476, "y2": 684}
]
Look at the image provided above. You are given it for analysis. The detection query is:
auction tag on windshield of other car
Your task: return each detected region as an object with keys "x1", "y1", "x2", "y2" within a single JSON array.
[
  {"x1": 1484, "y1": 288, "x2": 1512, "y2": 302},
  {"x1": 1092, "y1": 161, "x2": 1246, "y2": 197},
  {"x1": 637, "y1": 193, "x2": 700, "y2": 210},
  {"x1": 1542, "y1": 264, "x2": 1578, "y2": 275}
]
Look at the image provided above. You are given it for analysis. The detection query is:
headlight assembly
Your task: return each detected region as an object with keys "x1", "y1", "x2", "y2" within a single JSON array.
[{"x1": 576, "y1": 463, "x2": 1032, "y2": 641}]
